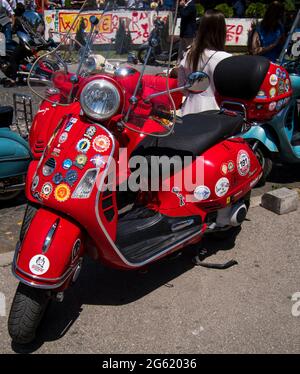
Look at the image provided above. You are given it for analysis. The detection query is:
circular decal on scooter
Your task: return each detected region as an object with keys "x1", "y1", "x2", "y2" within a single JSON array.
[
  {"x1": 76, "y1": 138, "x2": 90, "y2": 153},
  {"x1": 62, "y1": 158, "x2": 73, "y2": 170},
  {"x1": 65, "y1": 169, "x2": 78, "y2": 186},
  {"x1": 40, "y1": 182, "x2": 53, "y2": 199},
  {"x1": 194, "y1": 185, "x2": 211, "y2": 201},
  {"x1": 237, "y1": 150, "x2": 250, "y2": 176},
  {"x1": 285, "y1": 79, "x2": 290, "y2": 92},
  {"x1": 59, "y1": 132, "x2": 68, "y2": 144},
  {"x1": 268, "y1": 101, "x2": 276, "y2": 111},
  {"x1": 93, "y1": 135, "x2": 110, "y2": 153},
  {"x1": 29, "y1": 255, "x2": 50, "y2": 275},
  {"x1": 228, "y1": 161, "x2": 235, "y2": 172},
  {"x1": 52, "y1": 172, "x2": 64, "y2": 185},
  {"x1": 74, "y1": 154, "x2": 88, "y2": 169},
  {"x1": 31, "y1": 175, "x2": 39, "y2": 191},
  {"x1": 54, "y1": 183, "x2": 71, "y2": 202},
  {"x1": 269, "y1": 74, "x2": 278, "y2": 86},
  {"x1": 42, "y1": 158, "x2": 56, "y2": 176},
  {"x1": 276, "y1": 67, "x2": 281, "y2": 77},
  {"x1": 215, "y1": 177, "x2": 230, "y2": 198}
]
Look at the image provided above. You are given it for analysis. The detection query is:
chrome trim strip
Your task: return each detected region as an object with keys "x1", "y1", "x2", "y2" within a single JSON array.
[
  {"x1": 42, "y1": 219, "x2": 59, "y2": 254},
  {"x1": 94, "y1": 125, "x2": 204, "y2": 268}
]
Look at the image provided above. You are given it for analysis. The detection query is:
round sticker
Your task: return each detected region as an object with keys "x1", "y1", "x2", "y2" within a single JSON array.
[
  {"x1": 90, "y1": 154, "x2": 105, "y2": 168},
  {"x1": 237, "y1": 150, "x2": 250, "y2": 176},
  {"x1": 54, "y1": 183, "x2": 71, "y2": 202},
  {"x1": 276, "y1": 67, "x2": 281, "y2": 77},
  {"x1": 76, "y1": 138, "x2": 90, "y2": 153},
  {"x1": 59, "y1": 132, "x2": 68, "y2": 144},
  {"x1": 269, "y1": 74, "x2": 278, "y2": 86},
  {"x1": 74, "y1": 154, "x2": 88, "y2": 169},
  {"x1": 62, "y1": 158, "x2": 73, "y2": 170},
  {"x1": 269, "y1": 87, "x2": 276, "y2": 98},
  {"x1": 215, "y1": 177, "x2": 230, "y2": 198},
  {"x1": 65, "y1": 169, "x2": 78, "y2": 186},
  {"x1": 31, "y1": 175, "x2": 39, "y2": 191},
  {"x1": 269, "y1": 101, "x2": 276, "y2": 111},
  {"x1": 93, "y1": 135, "x2": 110, "y2": 153},
  {"x1": 194, "y1": 185, "x2": 211, "y2": 201},
  {"x1": 53, "y1": 172, "x2": 63, "y2": 185},
  {"x1": 41, "y1": 182, "x2": 53, "y2": 198},
  {"x1": 282, "y1": 71, "x2": 286, "y2": 80},
  {"x1": 29, "y1": 255, "x2": 50, "y2": 275}
]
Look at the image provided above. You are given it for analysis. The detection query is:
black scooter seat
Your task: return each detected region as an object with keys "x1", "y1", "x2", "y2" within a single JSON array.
[
  {"x1": 0, "y1": 106, "x2": 13, "y2": 127},
  {"x1": 134, "y1": 110, "x2": 244, "y2": 158}
]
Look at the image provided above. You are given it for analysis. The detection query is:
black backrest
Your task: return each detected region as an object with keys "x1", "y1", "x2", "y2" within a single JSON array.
[
  {"x1": 0, "y1": 106, "x2": 14, "y2": 128},
  {"x1": 214, "y1": 55, "x2": 270, "y2": 100}
]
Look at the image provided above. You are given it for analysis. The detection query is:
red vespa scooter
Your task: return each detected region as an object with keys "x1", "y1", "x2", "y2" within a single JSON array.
[{"x1": 8, "y1": 16, "x2": 264, "y2": 345}]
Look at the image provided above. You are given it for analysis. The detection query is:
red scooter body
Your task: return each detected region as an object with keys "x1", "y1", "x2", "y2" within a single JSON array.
[{"x1": 13, "y1": 71, "x2": 262, "y2": 290}]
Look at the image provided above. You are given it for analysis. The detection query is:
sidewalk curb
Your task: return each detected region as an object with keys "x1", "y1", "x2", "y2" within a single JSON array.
[{"x1": 0, "y1": 188, "x2": 299, "y2": 265}]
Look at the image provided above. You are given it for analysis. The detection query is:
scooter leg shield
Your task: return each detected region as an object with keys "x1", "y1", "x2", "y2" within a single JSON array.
[{"x1": 12, "y1": 208, "x2": 84, "y2": 289}]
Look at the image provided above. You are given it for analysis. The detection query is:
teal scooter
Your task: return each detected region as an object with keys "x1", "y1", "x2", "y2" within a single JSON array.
[
  {"x1": 0, "y1": 95, "x2": 32, "y2": 201},
  {"x1": 241, "y1": 10, "x2": 300, "y2": 184}
]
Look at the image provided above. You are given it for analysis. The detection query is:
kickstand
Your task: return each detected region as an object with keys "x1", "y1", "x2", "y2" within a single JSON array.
[{"x1": 192, "y1": 247, "x2": 238, "y2": 270}]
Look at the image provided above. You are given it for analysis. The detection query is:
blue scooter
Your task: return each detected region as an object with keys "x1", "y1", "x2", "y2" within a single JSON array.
[
  {"x1": 241, "y1": 10, "x2": 300, "y2": 184},
  {"x1": 0, "y1": 95, "x2": 32, "y2": 201}
]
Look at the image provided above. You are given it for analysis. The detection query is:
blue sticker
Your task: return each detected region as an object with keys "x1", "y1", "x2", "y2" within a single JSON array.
[
  {"x1": 76, "y1": 138, "x2": 90, "y2": 153},
  {"x1": 276, "y1": 67, "x2": 281, "y2": 77},
  {"x1": 65, "y1": 169, "x2": 78, "y2": 186},
  {"x1": 65, "y1": 122, "x2": 74, "y2": 132},
  {"x1": 62, "y1": 158, "x2": 73, "y2": 170},
  {"x1": 53, "y1": 172, "x2": 64, "y2": 185}
]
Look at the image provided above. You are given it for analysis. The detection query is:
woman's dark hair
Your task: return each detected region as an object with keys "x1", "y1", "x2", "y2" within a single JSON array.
[
  {"x1": 261, "y1": 1, "x2": 284, "y2": 33},
  {"x1": 187, "y1": 10, "x2": 226, "y2": 72}
]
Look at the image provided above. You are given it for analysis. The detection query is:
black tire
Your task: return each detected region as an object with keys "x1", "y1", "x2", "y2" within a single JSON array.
[
  {"x1": 8, "y1": 283, "x2": 50, "y2": 345},
  {"x1": 254, "y1": 146, "x2": 273, "y2": 186},
  {"x1": 19, "y1": 203, "x2": 38, "y2": 242}
]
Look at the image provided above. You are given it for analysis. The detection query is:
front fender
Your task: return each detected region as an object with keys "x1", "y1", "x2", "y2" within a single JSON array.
[
  {"x1": 242, "y1": 125, "x2": 279, "y2": 153},
  {"x1": 12, "y1": 208, "x2": 84, "y2": 289}
]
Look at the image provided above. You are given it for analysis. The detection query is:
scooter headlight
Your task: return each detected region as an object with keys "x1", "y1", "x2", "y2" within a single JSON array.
[
  {"x1": 80, "y1": 79, "x2": 120, "y2": 121},
  {"x1": 72, "y1": 168, "x2": 98, "y2": 199}
]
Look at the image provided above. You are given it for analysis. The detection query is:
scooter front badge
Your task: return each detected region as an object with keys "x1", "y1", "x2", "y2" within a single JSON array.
[{"x1": 54, "y1": 183, "x2": 71, "y2": 202}]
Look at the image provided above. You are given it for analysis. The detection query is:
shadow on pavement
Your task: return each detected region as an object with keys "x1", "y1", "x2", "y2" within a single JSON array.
[
  {"x1": 267, "y1": 163, "x2": 300, "y2": 184},
  {"x1": 0, "y1": 192, "x2": 27, "y2": 210},
  {"x1": 10, "y1": 229, "x2": 240, "y2": 353}
]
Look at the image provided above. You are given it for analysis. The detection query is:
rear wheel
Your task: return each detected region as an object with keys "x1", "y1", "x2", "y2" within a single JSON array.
[
  {"x1": 137, "y1": 47, "x2": 156, "y2": 65},
  {"x1": 254, "y1": 145, "x2": 273, "y2": 186},
  {"x1": 8, "y1": 282, "x2": 50, "y2": 345},
  {"x1": 0, "y1": 190, "x2": 21, "y2": 201}
]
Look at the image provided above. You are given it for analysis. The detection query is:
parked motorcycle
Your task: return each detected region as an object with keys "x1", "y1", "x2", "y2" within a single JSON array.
[
  {"x1": 138, "y1": 18, "x2": 179, "y2": 65},
  {"x1": 8, "y1": 6, "x2": 264, "y2": 345},
  {"x1": 0, "y1": 9, "x2": 59, "y2": 83},
  {"x1": 0, "y1": 95, "x2": 32, "y2": 201},
  {"x1": 215, "y1": 10, "x2": 300, "y2": 185}
]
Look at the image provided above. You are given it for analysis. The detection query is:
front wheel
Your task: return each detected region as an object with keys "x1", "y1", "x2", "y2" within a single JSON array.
[{"x1": 8, "y1": 283, "x2": 50, "y2": 345}]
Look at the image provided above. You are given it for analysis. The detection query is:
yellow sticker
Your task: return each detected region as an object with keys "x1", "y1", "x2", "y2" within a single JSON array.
[
  {"x1": 226, "y1": 196, "x2": 231, "y2": 205},
  {"x1": 54, "y1": 183, "x2": 71, "y2": 202}
]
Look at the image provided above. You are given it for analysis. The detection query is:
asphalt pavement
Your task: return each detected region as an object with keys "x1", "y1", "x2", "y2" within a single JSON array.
[{"x1": 0, "y1": 205, "x2": 299, "y2": 353}]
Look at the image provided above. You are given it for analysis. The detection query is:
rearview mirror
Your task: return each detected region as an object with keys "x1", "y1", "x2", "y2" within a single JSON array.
[{"x1": 186, "y1": 71, "x2": 210, "y2": 93}]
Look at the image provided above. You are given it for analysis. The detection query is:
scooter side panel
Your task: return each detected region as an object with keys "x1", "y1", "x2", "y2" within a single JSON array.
[{"x1": 242, "y1": 125, "x2": 279, "y2": 152}]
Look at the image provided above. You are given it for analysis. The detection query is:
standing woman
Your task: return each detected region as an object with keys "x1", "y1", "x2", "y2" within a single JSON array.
[
  {"x1": 178, "y1": 9, "x2": 231, "y2": 115},
  {"x1": 250, "y1": 1, "x2": 285, "y2": 63}
]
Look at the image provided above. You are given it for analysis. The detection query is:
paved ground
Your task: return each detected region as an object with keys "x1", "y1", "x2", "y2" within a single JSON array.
[{"x1": 0, "y1": 205, "x2": 299, "y2": 354}]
